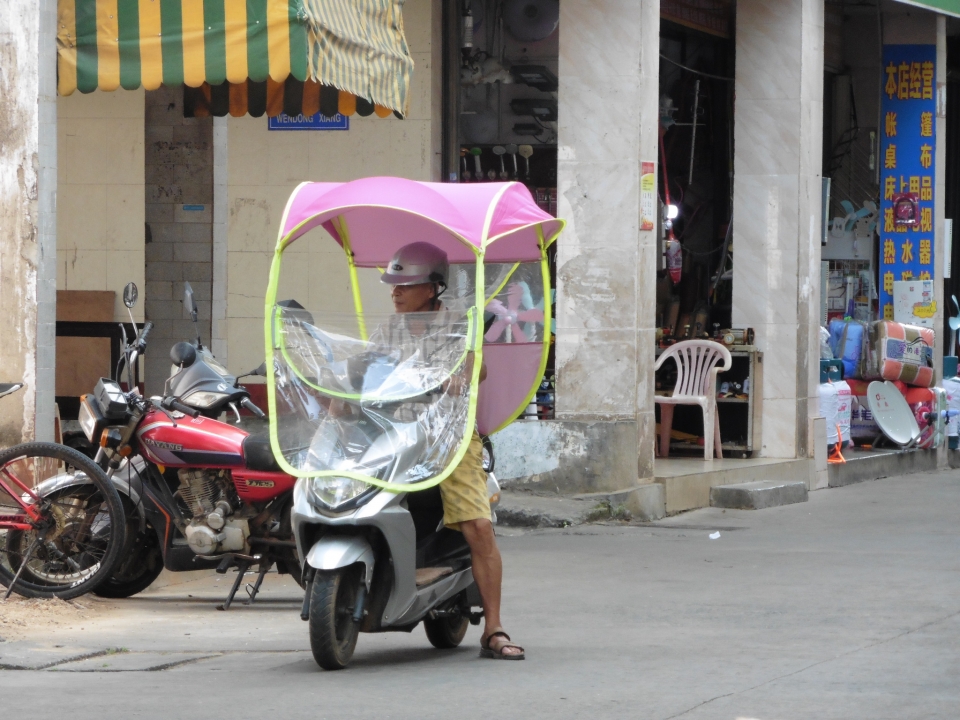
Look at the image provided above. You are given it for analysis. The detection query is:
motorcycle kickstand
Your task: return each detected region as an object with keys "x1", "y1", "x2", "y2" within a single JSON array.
[
  {"x1": 218, "y1": 559, "x2": 250, "y2": 611},
  {"x1": 3, "y1": 534, "x2": 42, "y2": 600},
  {"x1": 244, "y1": 559, "x2": 273, "y2": 605}
]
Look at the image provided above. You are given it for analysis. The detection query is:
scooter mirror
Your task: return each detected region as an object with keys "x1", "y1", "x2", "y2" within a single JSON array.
[
  {"x1": 183, "y1": 282, "x2": 198, "y2": 321},
  {"x1": 170, "y1": 341, "x2": 197, "y2": 368},
  {"x1": 254, "y1": 362, "x2": 267, "y2": 376},
  {"x1": 123, "y1": 282, "x2": 139, "y2": 309}
]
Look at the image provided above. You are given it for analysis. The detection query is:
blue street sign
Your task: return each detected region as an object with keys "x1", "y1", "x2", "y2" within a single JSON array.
[{"x1": 268, "y1": 112, "x2": 349, "y2": 131}]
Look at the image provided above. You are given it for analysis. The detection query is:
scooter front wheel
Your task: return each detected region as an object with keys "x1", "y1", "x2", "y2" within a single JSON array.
[{"x1": 308, "y1": 565, "x2": 362, "y2": 670}]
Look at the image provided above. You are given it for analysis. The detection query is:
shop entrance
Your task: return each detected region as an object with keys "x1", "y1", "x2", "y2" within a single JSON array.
[{"x1": 654, "y1": 11, "x2": 749, "y2": 461}]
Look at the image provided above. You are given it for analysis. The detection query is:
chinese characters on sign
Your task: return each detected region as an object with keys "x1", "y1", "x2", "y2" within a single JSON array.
[{"x1": 879, "y1": 45, "x2": 936, "y2": 320}]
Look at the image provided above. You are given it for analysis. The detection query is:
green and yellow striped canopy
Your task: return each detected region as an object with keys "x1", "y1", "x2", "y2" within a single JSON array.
[{"x1": 57, "y1": 0, "x2": 413, "y2": 117}]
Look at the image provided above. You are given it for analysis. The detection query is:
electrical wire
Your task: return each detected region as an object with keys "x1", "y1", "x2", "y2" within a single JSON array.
[{"x1": 659, "y1": 53, "x2": 734, "y2": 82}]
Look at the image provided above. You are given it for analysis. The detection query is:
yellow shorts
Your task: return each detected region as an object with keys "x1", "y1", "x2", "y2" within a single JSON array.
[{"x1": 439, "y1": 432, "x2": 491, "y2": 531}]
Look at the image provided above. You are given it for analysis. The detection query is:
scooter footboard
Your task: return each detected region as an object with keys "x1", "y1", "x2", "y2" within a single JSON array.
[
  {"x1": 306, "y1": 536, "x2": 375, "y2": 588},
  {"x1": 391, "y1": 568, "x2": 475, "y2": 627}
]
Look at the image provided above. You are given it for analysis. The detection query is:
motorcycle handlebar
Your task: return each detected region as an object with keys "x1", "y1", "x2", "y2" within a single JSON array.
[
  {"x1": 137, "y1": 321, "x2": 154, "y2": 349},
  {"x1": 240, "y1": 396, "x2": 267, "y2": 419},
  {"x1": 161, "y1": 396, "x2": 201, "y2": 418}
]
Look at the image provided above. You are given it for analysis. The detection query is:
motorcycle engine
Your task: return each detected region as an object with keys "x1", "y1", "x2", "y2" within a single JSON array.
[{"x1": 176, "y1": 469, "x2": 249, "y2": 555}]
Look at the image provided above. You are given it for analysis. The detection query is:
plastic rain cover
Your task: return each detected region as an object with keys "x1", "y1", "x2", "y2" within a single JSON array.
[
  {"x1": 264, "y1": 178, "x2": 563, "y2": 493},
  {"x1": 271, "y1": 295, "x2": 479, "y2": 493}
]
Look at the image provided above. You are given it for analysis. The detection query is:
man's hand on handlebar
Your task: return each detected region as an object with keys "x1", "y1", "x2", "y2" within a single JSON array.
[{"x1": 442, "y1": 353, "x2": 485, "y2": 395}]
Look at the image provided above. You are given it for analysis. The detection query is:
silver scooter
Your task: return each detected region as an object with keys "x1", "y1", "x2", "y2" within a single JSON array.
[{"x1": 291, "y1": 422, "x2": 499, "y2": 670}]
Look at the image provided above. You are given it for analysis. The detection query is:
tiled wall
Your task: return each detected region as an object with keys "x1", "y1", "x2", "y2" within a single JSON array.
[
  {"x1": 56, "y1": 89, "x2": 145, "y2": 323},
  {"x1": 144, "y1": 86, "x2": 213, "y2": 394},
  {"x1": 223, "y1": 0, "x2": 442, "y2": 375}
]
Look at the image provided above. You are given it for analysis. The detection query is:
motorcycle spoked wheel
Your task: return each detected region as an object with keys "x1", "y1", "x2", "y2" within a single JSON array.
[
  {"x1": 308, "y1": 564, "x2": 363, "y2": 670},
  {"x1": 93, "y1": 496, "x2": 163, "y2": 598},
  {"x1": 0, "y1": 442, "x2": 125, "y2": 600}
]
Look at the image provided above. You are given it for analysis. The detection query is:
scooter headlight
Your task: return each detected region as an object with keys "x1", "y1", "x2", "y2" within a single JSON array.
[
  {"x1": 182, "y1": 390, "x2": 229, "y2": 409},
  {"x1": 307, "y1": 476, "x2": 375, "y2": 511}
]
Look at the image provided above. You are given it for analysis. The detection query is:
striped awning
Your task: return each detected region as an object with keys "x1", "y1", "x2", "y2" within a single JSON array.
[
  {"x1": 56, "y1": 0, "x2": 413, "y2": 118},
  {"x1": 182, "y1": 77, "x2": 397, "y2": 118},
  {"x1": 893, "y1": 0, "x2": 960, "y2": 17}
]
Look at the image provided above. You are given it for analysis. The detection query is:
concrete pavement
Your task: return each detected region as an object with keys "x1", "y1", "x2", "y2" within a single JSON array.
[{"x1": 2, "y1": 469, "x2": 960, "y2": 719}]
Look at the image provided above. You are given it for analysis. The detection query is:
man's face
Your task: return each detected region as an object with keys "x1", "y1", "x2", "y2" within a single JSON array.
[{"x1": 391, "y1": 282, "x2": 435, "y2": 313}]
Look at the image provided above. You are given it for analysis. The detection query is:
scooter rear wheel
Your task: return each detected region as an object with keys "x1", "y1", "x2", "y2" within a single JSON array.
[
  {"x1": 308, "y1": 565, "x2": 362, "y2": 670},
  {"x1": 424, "y1": 612, "x2": 469, "y2": 649}
]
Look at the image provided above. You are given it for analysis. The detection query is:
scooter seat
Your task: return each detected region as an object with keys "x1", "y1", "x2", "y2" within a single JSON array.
[{"x1": 242, "y1": 433, "x2": 282, "y2": 473}]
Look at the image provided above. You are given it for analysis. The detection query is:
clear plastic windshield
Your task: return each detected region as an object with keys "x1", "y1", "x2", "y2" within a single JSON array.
[
  {"x1": 483, "y1": 262, "x2": 548, "y2": 345},
  {"x1": 267, "y1": 225, "x2": 482, "y2": 488}
]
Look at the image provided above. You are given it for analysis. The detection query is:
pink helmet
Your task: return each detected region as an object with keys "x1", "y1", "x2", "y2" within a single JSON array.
[{"x1": 380, "y1": 242, "x2": 449, "y2": 287}]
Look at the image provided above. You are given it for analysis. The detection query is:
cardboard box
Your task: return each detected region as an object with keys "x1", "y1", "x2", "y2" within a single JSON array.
[
  {"x1": 56, "y1": 290, "x2": 115, "y2": 323},
  {"x1": 893, "y1": 280, "x2": 935, "y2": 329}
]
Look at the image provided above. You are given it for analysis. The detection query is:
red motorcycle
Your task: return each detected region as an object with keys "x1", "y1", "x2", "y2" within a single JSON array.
[{"x1": 72, "y1": 283, "x2": 302, "y2": 607}]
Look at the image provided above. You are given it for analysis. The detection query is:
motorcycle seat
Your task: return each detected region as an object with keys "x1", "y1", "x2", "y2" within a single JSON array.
[{"x1": 242, "y1": 433, "x2": 283, "y2": 473}]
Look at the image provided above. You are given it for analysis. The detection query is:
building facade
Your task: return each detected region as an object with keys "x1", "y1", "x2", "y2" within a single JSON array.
[{"x1": 1, "y1": 0, "x2": 956, "y2": 512}]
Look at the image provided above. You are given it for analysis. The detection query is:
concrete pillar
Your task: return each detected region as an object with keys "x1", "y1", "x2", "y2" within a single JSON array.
[
  {"x1": 0, "y1": 3, "x2": 41, "y2": 445},
  {"x1": 732, "y1": 0, "x2": 824, "y2": 458},
  {"x1": 144, "y1": 87, "x2": 213, "y2": 395},
  {"x1": 37, "y1": 0, "x2": 57, "y2": 441},
  {"x1": 553, "y1": 0, "x2": 660, "y2": 491}
]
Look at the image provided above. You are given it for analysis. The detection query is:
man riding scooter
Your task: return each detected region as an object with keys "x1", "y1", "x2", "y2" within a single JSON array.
[{"x1": 376, "y1": 242, "x2": 523, "y2": 661}]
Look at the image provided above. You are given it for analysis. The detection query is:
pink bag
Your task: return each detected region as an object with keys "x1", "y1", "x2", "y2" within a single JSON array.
[{"x1": 865, "y1": 321, "x2": 935, "y2": 387}]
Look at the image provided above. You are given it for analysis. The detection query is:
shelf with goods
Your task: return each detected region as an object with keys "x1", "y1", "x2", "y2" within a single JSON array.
[{"x1": 655, "y1": 345, "x2": 762, "y2": 457}]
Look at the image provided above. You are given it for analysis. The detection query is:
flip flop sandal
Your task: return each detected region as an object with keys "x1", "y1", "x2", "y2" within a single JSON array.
[{"x1": 480, "y1": 629, "x2": 525, "y2": 661}]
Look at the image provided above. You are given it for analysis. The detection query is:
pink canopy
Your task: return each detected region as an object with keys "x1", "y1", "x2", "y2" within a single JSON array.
[
  {"x1": 276, "y1": 176, "x2": 565, "y2": 435},
  {"x1": 278, "y1": 177, "x2": 563, "y2": 264}
]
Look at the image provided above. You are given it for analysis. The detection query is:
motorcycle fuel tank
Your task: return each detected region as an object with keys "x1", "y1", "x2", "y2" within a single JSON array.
[{"x1": 137, "y1": 410, "x2": 247, "y2": 468}]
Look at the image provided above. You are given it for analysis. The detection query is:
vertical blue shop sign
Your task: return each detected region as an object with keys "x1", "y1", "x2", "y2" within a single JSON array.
[
  {"x1": 878, "y1": 44, "x2": 936, "y2": 319},
  {"x1": 268, "y1": 112, "x2": 349, "y2": 131}
]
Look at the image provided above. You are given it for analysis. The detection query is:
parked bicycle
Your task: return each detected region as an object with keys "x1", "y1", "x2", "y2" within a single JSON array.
[{"x1": 0, "y1": 383, "x2": 126, "y2": 600}]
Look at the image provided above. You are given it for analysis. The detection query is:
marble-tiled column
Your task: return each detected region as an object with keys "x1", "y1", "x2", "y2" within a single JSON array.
[
  {"x1": 732, "y1": 0, "x2": 824, "y2": 458},
  {"x1": 554, "y1": 0, "x2": 660, "y2": 490}
]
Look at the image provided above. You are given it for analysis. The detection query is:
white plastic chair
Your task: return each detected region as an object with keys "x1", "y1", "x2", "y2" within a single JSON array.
[{"x1": 655, "y1": 340, "x2": 732, "y2": 460}]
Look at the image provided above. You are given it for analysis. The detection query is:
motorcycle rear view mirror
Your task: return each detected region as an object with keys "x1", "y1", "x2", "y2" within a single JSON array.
[
  {"x1": 123, "y1": 282, "x2": 138, "y2": 308},
  {"x1": 235, "y1": 361, "x2": 267, "y2": 386},
  {"x1": 122, "y1": 282, "x2": 140, "y2": 339},
  {"x1": 183, "y1": 282, "x2": 198, "y2": 322},
  {"x1": 170, "y1": 341, "x2": 197, "y2": 368},
  {"x1": 183, "y1": 281, "x2": 203, "y2": 349}
]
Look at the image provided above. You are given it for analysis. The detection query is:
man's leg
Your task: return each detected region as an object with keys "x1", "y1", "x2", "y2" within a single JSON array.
[{"x1": 460, "y1": 518, "x2": 522, "y2": 657}]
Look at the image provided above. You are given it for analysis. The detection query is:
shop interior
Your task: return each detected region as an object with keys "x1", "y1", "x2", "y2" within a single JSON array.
[
  {"x1": 446, "y1": 0, "x2": 560, "y2": 419},
  {"x1": 653, "y1": 5, "x2": 746, "y2": 460},
  {"x1": 446, "y1": 1, "x2": 960, "y2": 464},
  {"x1": 819, "y1": 3, "x2": 960, "y2": 459},
  {"x1": 444, "y1": 1, "x2": 761, "y2": 459}
]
